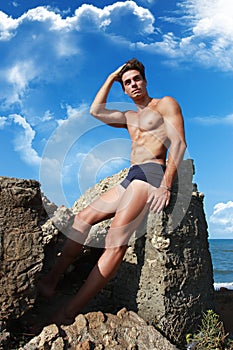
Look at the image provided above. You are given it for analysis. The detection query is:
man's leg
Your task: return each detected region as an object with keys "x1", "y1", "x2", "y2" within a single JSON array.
[
  {"x1": 54, "y1": 180, "x2": 150, "y2": 323},
  {"x1": 38, "y1": 185, "x2": 125, "y2": 297}
]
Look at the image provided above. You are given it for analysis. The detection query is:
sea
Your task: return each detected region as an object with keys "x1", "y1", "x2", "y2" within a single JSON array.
[{"x1": 209, "y1": 239, "x2": 233, "y2": 290}]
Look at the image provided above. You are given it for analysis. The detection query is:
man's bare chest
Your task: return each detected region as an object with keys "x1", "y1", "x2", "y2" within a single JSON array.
[{"x1": 127, "y1": 109, "x2": 164, "y2": 134}]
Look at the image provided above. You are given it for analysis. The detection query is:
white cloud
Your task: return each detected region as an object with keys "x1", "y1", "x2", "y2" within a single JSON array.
[
  {"x1": 42, "y1": 110, "x2": 54, "y2": 122},
  {"x1": 0, "y1": 10, "x2": 18, "y2": 40},
  {"x1": 2, "y1": 3, "x2": 156, "y2": 107},
  {"x1": 55, "y1": 104, "x2": 95, "y2": 134},
  {"x1": 1, "y1": 0, "x2": 233, "y2": 113},
  {"x1": 6, "y1": 60, "x2": 38, "y2": 104},
  {"x1": 184, "y1": 0, "x2": 233, "y2": 38},
  {"x1": 0, "y1": 2, "x2": 155, "y2": 39},
  {"x1": 70, "y1": 1, "x2": 155, "y2": 36},
  {"x1": 10, "y1": 114, "x2": 41, "y2": 166},
  {"x1": 194, "y1": 113, "x2": 233, "y2": 125},
  {"x1": 176, "y1": 0, "x2": 233, "y2": 70},
  {"x1": 210, "y1": 201, "x2": 233, "y2": 235},
  {"x1": 0, "y1": 116, "x2": 7, "y2": 129},
  {"x1": 138, "y1": 32, "x2": 182, "y2": 58},
  {"x1": 137, "y1": 0, "x2": 233, "y2": 71}
]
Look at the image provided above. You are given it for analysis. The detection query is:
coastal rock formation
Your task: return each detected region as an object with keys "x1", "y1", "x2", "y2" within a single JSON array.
[
  {"x1": 72, "y1": 159, "x2": 215, "y2": 344},
  {"x1": 0, "y1": 160, "x2": 215, "y2": 348}
]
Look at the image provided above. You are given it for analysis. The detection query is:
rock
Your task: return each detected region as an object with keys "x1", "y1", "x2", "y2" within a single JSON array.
[
  {"x1": 136, "y1": 192, "x2": 214, "y2": 343},
  {"x1": 41, "y1": 204, "x2": 74, "y2": 245},
  {"x1": 0, "y1": 159, "x2": 215, "y2": 349},
  {"x1": 40, "y1": 192, "x2": 58, "y2": 217},
  {"x1": 20, "y1": 309, "x2": 178, "y2": 350},
  {"x1": 72, "y1": 160, "x2": 214, "y2": 345},
  {"x1": 0, "y1": 178, "x2": 68, "y2": 349},
  {"x1": 0, "y1": 177, "x2": 44, "y2": 321}
]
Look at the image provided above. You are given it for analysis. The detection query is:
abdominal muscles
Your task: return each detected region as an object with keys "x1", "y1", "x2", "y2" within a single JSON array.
[
  {"x1": 127, "y1": 108, "x2": 168, "y2": 165},
  {"x1": 130, "y1": 133, "x2": 167, "y2": 165}
]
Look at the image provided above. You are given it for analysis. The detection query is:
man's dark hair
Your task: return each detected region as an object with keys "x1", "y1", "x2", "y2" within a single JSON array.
[{"x1": 117, "y1": 58, "x2": 146, "y2": 88}]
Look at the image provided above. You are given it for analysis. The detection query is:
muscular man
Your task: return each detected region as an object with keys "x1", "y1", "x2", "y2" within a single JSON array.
[{"x1": 38, "y1": 58, "x2": 186, "y2": 325}]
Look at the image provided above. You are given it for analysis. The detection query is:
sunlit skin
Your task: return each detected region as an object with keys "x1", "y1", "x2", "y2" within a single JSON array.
[
  {"x1": 37, "y1": 62, "x2": 186, "y2": 328},
  {"x1": 122, "y1": 70, "x2": 168, "y2": 166}
]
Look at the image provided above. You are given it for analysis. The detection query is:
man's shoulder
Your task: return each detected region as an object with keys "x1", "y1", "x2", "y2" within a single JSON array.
[
  {"x1": 158, "y1": 95, "x2": 178, "y2": 105},
  {"x1": 157, "y1": 96, "x2": 181, "y2": 112},
  {"x1": 149, "y1": 96, "x2": 178, "y2": 108}
]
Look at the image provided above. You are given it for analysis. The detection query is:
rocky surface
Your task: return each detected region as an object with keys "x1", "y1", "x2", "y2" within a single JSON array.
[
  {"x1": 72, "y1": 159, "x2": 215, "y2": 344},
  {"x1": 19, "y1": 308, "x2": 179, "y2": 350},
  {"x1": 0, "y1": 160, "x2": 215, "y2": 349},
  {"x1": 0, "y1": 177, "x2": 44, "y2": 321}
]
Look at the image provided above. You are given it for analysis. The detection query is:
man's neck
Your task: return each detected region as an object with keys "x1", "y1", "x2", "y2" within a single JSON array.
[{"x1": 134, "y1": 94, "x2": 153, "y2": 110}]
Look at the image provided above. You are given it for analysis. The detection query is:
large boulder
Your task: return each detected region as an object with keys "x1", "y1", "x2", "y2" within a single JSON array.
[
  {"x1": 0, "y1": 177, "x2": 44, "y2": 321},
  {"x1": 0, "y1": 159, "x2": 215, "y2": 348},
  {"x1": 72, "y1": 159, "x2": 215, "y2": 345}
]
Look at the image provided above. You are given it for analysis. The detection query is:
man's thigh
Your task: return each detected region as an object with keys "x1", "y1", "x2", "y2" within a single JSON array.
[
  {"x1": 89, "y1": 184, "x2": 126, "y2": 215},
  {"x1": 105, "y1": 180, "x2": 150, "y2": 247},
  {"x1": 73, "y1": 184, "x2": 126, "y2": 231},
  {"x1": 114, "y1": 180, "x2": 150, "y2": 221}
]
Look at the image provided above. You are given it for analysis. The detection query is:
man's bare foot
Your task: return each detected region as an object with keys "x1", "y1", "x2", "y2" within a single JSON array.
[{"x1": 37, "y1": 278, "x2": 55, "y2": 298}]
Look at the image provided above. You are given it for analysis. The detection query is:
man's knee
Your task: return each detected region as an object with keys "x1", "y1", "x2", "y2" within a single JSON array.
[{"x1": 72, "y1": 210, "x2": 92, "y2": 234}]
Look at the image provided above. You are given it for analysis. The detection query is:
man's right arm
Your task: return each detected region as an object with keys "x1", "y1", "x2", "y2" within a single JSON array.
[{"x1": 90, "y1": 66, "x2": 127, "y2": 128}]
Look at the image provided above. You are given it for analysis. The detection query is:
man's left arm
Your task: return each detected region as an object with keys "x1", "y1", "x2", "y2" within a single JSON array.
[
  {"x1": 148, "y1": 96, "x2": 187, "y2": 212},
  {"x1": 160, "y1": 96, "x2": 186, "y2": 190}
]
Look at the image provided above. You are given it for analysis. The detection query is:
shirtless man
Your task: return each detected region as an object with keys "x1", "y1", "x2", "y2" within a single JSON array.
[{"x1": 38, "y1": 58, "x2": 186, "y2": 325}]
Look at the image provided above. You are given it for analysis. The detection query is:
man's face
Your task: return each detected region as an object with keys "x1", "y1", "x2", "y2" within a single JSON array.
[{"x1": 121, "y1": 69, "x2": 147, "y2": 99}]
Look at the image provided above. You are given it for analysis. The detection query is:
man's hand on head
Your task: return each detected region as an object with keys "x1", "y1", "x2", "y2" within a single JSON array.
[{"x1": 111, "y1": 64, "x2": 126, "y2": 82}]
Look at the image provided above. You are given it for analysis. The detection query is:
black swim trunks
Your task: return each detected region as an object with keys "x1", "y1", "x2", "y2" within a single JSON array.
[{"x1": 120, "y1": 162, "x2": 166, "y2": 189}]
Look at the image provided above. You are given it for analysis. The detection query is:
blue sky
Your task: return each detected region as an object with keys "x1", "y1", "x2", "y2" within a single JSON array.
[{"x1": 0, "y1": 0, "x2": 233, "y2": 239}]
